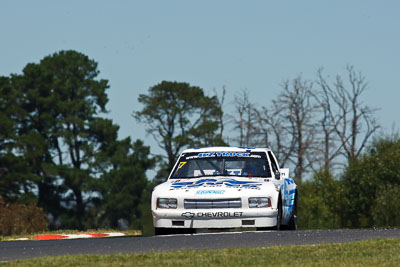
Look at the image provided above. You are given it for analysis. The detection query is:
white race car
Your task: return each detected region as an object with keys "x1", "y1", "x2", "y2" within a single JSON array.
[{"x1": 151, "y1": 147, "x2": 297, "y2": 235}]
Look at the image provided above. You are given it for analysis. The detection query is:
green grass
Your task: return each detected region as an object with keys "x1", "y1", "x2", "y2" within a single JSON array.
[
  {"x1": 3, "y1": 238, "x2": 399, "y2": 266},
  {"x1": 0, "y1": 229, "x2": 141, "y2": 241}
]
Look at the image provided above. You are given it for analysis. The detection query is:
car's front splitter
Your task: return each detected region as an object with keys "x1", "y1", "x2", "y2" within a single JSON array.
[{"x1": 153, "y1": 209, "x2": 278, "y2": 228}]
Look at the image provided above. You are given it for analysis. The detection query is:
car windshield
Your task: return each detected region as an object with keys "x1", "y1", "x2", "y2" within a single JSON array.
[{"x1": 170, "y1": 151, "x2": 272, "y2": 179}]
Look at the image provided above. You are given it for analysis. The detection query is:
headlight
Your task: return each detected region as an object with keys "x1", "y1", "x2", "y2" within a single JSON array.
[
  {"x1": 248, "y1": 197, "x2": 271, "y2": 208},
  {"x1": 157, "y1": 198, "x2": 177, "y2": 209}
]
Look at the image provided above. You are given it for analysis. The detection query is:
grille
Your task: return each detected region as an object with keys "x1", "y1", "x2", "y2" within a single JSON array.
[{"x1": 184, "y1": 198, "x2": 242, "y2": 209}]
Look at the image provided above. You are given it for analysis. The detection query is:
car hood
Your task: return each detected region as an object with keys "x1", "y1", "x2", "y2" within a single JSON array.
[{"x1": 153, "y1": 177, "x2": 277, "y2": 199}]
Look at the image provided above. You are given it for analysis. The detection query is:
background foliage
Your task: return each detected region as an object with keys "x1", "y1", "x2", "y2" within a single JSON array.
[
  {"x1": 0, "y1": 50, "x2": 155, "y2": 233},
  {"x1": 299, "y1": 137, "x2": 400, "y2": 229},
  {"x1": 0, "y1": 50, "x2": 398, "y2": 235}
]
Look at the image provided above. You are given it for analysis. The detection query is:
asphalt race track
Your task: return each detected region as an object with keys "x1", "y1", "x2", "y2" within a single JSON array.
[{"x1": 1, "y1": 229, "x2": 399, "y2": 261}]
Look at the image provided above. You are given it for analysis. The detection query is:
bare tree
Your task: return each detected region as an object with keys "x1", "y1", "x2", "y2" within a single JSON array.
[
  {"x1": 254, "y1": 100, "x2": 294, "y2": 168},
  {"x1": 213, "y1": 86, "x2": 227, "y2": 143},
  {"x1": 312, "y1": 78, "x2": 342, "y2": 172},
  {"x1": 254, "y1": 76, "x2": 318, "y2": 183},
  {"x1": 277, "y1": 76, "x2": 318, "y2": 183},
  {"x1": 230, "y1": 89, "x2": 258, "y2": 147},
  {"x1": 317, "y1": 97, "x2": 340, "y2": 172},
  {"x1": 316, "y1": 66, "x2": 380, "y2": 165},
  {"x1": 230, "y1": 66, "x2": 379, "y2": 181}
]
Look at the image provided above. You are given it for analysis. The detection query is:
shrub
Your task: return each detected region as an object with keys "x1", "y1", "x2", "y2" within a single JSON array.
[
  {"x1": 371, "y1": 185, "x2": 400, "y2": 227},
  {"x1": 342, "y1": 137, "x2": 400, "y2": 228},
  {"x1": 0, "y1": 197, "x2": 47, "y2": 236},
  {"x1": 298, "y1": 170, "x2": 342, "y2": 229}
]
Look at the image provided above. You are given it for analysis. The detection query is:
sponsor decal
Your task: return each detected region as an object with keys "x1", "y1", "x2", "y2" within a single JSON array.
[
  {"x1": 171, "y1": 178, "x2": 261, "y2": 189},
  {"x1": 197, "y1": 211, "x2": 243, "y2": 218},
  {"x1": 181, "y1": 211, "x2": 243, "y2": 218},
  {"x1": 184, "y1": 151, "x2": 263, "y2": 160},
  {"x1": 196, "y1": 190, "x2": 225, "y2": 194},
  {"x1": 198, "y1": 152, "x2": 250, "y2": 158}
]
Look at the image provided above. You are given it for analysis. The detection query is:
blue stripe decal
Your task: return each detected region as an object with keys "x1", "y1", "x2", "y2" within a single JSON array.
[
  {"x1": 171, "y1": 178, "x2": 262, "y2": 189},
  {"x1": 285, "y1": 178, "x2": 295, "y2": 185}
]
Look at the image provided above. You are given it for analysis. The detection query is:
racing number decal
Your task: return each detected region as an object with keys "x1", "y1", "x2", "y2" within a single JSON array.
[{"x1": 178, "y1": 162, "x2": 187, "y2": 169}]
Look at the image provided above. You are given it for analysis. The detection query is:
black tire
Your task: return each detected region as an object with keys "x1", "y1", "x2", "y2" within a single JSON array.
[
  {"x1": 273, "y1": 197, "x2": 282, "y2": 230},
  {"x1": 287, "y1": 192, "x2": 298, "y2": 230}
]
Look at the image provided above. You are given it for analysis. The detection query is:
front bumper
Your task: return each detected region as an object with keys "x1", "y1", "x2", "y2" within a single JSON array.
[{"x1": 152, "y1": 209, "x2": 278, "y2": 228}]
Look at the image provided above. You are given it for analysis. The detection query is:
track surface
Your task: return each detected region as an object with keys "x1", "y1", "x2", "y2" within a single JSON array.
[{"x1": 1, "y1": 229, "x2": 399, "y2": 261}]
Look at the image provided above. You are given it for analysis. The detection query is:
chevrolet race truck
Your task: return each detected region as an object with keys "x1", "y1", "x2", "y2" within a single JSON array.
[{"x1": 151, "y1": 147, "x2": 298, "y2": 235}]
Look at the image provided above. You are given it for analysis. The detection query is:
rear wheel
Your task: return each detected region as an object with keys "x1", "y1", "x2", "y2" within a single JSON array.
[
  {"x1": 273, "y1": 197, "x2": 282, "y2": 230},
  {"x1": 287, "y1": 193, "x2": 298, "y2": 230}
]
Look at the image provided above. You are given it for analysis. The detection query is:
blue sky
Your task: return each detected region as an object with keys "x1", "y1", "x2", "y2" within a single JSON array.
[{"x1": 1, "y1": 1, "x2": 399, "y2": 155}]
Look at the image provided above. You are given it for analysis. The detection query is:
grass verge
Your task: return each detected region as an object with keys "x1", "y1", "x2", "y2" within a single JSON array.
[
  {"x1": 0, "y1": 229, "x2": 141, "y2": 241},
  {"x1": 3, "y1": 238, "x2": 400, "y2": 266}
]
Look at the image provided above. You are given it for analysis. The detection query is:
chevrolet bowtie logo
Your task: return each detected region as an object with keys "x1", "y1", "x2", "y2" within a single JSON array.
[{"x1": 181, "y1": 212, "x2": 195, "y2": 219}]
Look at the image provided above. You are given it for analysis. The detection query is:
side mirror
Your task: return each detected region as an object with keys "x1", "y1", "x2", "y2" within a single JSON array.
[{"x1": 274, "y1": 170, "x2": 281, "y2": 180}]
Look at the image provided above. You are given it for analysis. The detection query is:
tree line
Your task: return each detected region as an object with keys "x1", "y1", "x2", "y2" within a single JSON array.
[
  {"x1": 1, "y1": 50, "x2": 399, "y2": 234},
  {"x1": 0, "y1": 51, "x2": 155, "y2": 232},
  {"x1": 134, "y1": 66, "x2": 399, "y2": 229},
  {"x1": 228, "y1": 67, "x2": 379, "y2": 183}
]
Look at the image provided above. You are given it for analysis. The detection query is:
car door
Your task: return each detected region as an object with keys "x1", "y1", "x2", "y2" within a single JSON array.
[{"x1": 267, "y1": 151, "x2": 285, "y2": 212}]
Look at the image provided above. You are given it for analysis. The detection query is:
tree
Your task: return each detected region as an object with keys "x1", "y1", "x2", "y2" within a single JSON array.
[
  {"x1": 15, "y1": 50, "x2": 123, "y2": 229},
  {"x1": 134, "y1": 81, "x2": 225, "y2": 173},
  {"x1": 230, "y1": 89, "x2": 258, "y2": 147},
  {"x1": 239, "y1": 76, "x2": 318, "y2": 183},
  {"x1": 276, "y1": 76, "x2": 318, "y2": 183},
  {"x1": 0, "y1": 76, "x2": 35, "y2": 203},
  {"x1": 341, "y1": 136, "x2": 400, "y2": 228},
  {"x1": 95, "y1": 139, "x2": 155, "y2": 229},
  {"x1": 1, "y1": 50, "x2": 156, "y2": 230},
  {"x1": 213, "y1": 86, "x2": 227, "y2": 143},
  {"x1": 317, "y1": 66, "x2": 380, "y2": 165},
  {"x1": 254, "y1": 99, "x2": 294, "y2": 168},
  {"x1": 313, "y1": 86, "x2": 341, "y2": 172}
]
